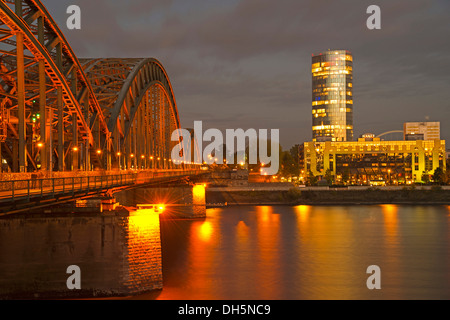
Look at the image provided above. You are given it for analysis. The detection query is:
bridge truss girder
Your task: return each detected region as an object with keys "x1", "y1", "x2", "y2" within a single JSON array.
[
  {"x1": 81, "y1": 58, "x2": 182, "y2": 171},
  {"x1": 0, "y1": 0, "x2": 110, "y2": 173},
  {"x1": 0, "y1": 1, "x2": 185, "y2": 173}
]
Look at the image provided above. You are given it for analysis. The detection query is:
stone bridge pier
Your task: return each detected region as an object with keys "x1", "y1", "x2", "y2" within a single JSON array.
[
  {"x1": 0, "y1": 210, "x2": 163, "y2": 299},
  {"x1": 114, "y1": 184, "x2": 207, "y2": 219}
]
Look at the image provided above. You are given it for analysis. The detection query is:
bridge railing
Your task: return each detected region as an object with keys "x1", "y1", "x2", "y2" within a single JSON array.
[
  {"x1": 0, "y1": 173, "x2": 137, "y2": 202},
  {"x1": 0, "y1": 170, "x2": 206, "y2": 203}
]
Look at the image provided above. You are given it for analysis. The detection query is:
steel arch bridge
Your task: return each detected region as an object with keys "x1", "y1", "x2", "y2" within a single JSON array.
[
  {"x1": 376, "y1": 130, "x2": 404, "y2": 141},
  {"x1": 0, "y1": 0, "x2": 189, "y2": 174}
]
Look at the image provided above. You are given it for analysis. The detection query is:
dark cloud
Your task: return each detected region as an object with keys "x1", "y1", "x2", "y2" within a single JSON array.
[{"x1": 44, "y1": 0, "x2": 450, "y2": 148}]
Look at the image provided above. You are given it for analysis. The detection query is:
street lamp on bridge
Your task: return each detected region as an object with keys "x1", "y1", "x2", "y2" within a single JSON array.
[{"x1": 116, "y1": 152, "x2": 122, "y2": 170}]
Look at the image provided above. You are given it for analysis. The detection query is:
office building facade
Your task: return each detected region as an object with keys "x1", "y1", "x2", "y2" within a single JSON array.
[
  {"x1": 404, "y1": 122, "x2": 440, "y2": 141},
  {"x1": 312, "y1": 49, "x2": 353, "y2": 142},
  {"x1": 301, "y1": 138, "x2": 446, "y2": 184}
]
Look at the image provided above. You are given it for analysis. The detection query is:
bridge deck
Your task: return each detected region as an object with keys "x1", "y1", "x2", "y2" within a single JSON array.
[{"x1": 0, "y1": 170, "x2": 205, "y2": 216}]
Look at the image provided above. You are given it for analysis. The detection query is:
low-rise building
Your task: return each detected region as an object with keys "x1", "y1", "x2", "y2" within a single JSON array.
[{"x1": 300, "y1": 137, "x2": 446, "y2": 184}]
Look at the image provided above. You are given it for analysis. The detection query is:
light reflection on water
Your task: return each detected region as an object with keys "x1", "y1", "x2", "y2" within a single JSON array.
[
  {"x1": 127, "y1": 210, "x2": 163, "y2": 292},
  {"x1": 149, "y1": 205, "x2": 450, "y2": 300}
]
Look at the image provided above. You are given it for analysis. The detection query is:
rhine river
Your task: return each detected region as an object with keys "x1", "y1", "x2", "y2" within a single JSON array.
[{"x1": 140, "y1": 205, "x2": 450, "y2": 300}]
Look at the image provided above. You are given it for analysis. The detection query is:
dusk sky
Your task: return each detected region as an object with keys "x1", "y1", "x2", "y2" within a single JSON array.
[{"x1": 45, "y1": 0, "x2": 450, "y2": 149}]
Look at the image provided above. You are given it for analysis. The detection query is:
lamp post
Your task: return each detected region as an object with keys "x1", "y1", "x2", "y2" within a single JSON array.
[
  {"x1": 130, "y1": 154, "x2": 135, "y2": 170},
  {"x1": 116, "y1": 152, "x2": 121, "y2": 170},
  {"x1": 72, "y1": 146, "x2": 79, "y2": 171},
  {"x1": 37, "y1": 142, "x2": 44, "y2": 171}
]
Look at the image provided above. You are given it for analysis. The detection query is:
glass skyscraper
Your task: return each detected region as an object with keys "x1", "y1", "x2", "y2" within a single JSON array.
[{"x1": 312, "y1": 49, "x2": 353, "y2": 142}]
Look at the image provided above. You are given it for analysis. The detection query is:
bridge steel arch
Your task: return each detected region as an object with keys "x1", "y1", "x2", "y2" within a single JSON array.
[
  {"x1": 0, "y1": 0, "x2": 186, "y2": 173},
  {"x1": 376, "y1": 131, "x2": 404, "y2": 140},
  {"x1": 81, "y1": 58, "x2": 183, "y2": 170}
]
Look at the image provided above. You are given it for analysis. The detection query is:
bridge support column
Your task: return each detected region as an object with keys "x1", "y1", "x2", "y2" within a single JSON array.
[
  {"x1": 56, "y1": 43, "x2": 64, "y2": 171},
  {"x1": 120, "y1": 109, "x2": 125, "y2": 170},
  {"x1": 72, "y1": 113, "x2": 79, "y2": 170},
  {"x1": 115, "y1": 184, "x2": 206, "y2": 219},
  {"x1": 38, "y1": 16, "x2": 48, "y2": 172},
  {"x1": 139, "y1": 107, "x2": 145, "y2": 169},
  {"x1": 165, "y1": 185, "x2": 207, "y2": 219},
  {"x1": 48, "y1": 108, "x2": 53, "y2": 173},
  {"x1": 189, "y1": 184, "x2": 207, "y2": 218},
  {"x1": 12, "y1": 140, "x2": 18, "y2": 172},
  {"x1": 125, "y1": 135, "x2": 131, "y2": 170},
  {"x1": 136, "y1": 108, "x2": 142, "y2": 169},
  {"x1": 57, "y1": 86, "x2": 64, "y2": 171},
  {"x1": 106, "y1": 134, "x2": 111, "y2": 171},
  {"x1": 132, "y1": 119, "x2": 137, "y2": 169},
  {"x1": 71, "y1": 66, "x2": 79, "y2": 171},
  {"x1": 83, "y1": 93, "x2": 90, "y2": 171},
  {"x1": 38, "y1": 60, "x2": 48, "y2": 172},
  {"x1": 17, "y1": 32, "x2": 26, "y2": 173},
  {"x1": 85, "y1": 140, "x2": 90, "y2": 171}
]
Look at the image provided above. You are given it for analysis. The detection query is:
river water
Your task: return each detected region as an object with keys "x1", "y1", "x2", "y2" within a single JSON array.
[{"x1": 144, "y1": 205, "x2": 450, "y2": 300}]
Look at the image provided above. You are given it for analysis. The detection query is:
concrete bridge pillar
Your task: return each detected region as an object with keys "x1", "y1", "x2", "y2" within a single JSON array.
[{"x1": 188, "y1": 184, "x2": 207, "y2": 218}]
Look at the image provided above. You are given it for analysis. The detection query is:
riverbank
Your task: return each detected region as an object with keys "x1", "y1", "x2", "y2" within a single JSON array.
[{"x1": 206, "y1": 187, "x2": 450, "y2": 206}]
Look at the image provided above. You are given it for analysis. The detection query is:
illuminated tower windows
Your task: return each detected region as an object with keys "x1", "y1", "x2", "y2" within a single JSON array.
[{"x1": 312, "y1": 50, "x2": 353, "y2": 142}]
